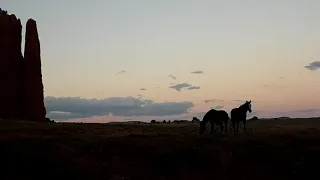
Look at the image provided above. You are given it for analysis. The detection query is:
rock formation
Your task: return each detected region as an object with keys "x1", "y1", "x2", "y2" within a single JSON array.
[
  {"x1": 24, "y1": 19, "x2": 46, "y2": 121},
  {"x1": 0, "y1": 13, "x2": 46, "y2": 121}
]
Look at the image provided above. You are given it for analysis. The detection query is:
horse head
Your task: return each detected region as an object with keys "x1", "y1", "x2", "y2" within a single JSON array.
[{"x1": 244, "y1": 100, "x2": 252, "y2": 113}]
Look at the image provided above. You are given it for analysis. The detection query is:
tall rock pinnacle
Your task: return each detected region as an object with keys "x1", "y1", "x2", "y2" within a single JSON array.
[{"x1": 24, "y1": 19, "x2": 46, "y2": 121}]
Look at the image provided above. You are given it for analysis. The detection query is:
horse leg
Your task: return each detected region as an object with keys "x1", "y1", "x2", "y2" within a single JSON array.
[
  {"x1": 220, "y1": 122, "x2": 224, "y2": 134},
  {"x1": 236, "y1": 121, "x2": 239, "y2": 133},
  {"x1": 232, "y1": 120, "x2": 236, "y2": 136},
  {"x1": 225, "y1": 120, "x2": 228, "y2": 134},
  {"x1": 210, "y1": 121, "x2": 215, "y2": 134},
  {"x1": 243, "y1": 119, "x2": 247, "y2": 133}
]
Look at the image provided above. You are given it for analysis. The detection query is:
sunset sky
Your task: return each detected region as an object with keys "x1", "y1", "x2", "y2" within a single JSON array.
[{"x1": 3, "y1": 0, "x2": 320, "y2": 122}]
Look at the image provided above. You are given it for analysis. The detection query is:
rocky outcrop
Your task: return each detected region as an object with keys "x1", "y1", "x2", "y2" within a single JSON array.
[
  {"x1": 24, "y1": 19, "x2": 46, "y2": 121},
  {"x1": 0, "y1": 13, "x2": 46, "y2": 121},
  {"x1": 0, "y1": 14, "x2": 24, "y2": 120}
]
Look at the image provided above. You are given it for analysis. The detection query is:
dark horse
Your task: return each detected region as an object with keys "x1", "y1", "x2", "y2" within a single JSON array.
[
  {"x1": 230, "y1": 100, "x2": 252, "y2": 135},
  {"x1": 199, "y1": 109, "x2": 229, "y2": 135}
]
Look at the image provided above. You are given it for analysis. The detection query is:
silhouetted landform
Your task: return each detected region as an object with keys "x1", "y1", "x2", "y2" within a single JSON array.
[
  {"x1": 231, "y1": 100, "x2": 252, "y2": 135},
  {"x1": 45, "y1": 117, "x2": 55, "y2": 123},
  {"x1": 199, "y1": 109, "x2": 229, "y2": 134},
  {"x1": 275, "y1": 116, "x2": 291, "y2": 120},
  {"x1": 109, "y1": 121, "x2": 149, "y2": 125},
  {"x1": 249, "y1": 116, "x2": 259, "y2": 120},
  {"x1": 0, "y1": 12, "x2": 46, "y2": 122},
  {"x1": 172, "y1": 120, "x2": 190, "y2": 124},
  {"x1": 149, "y1": 119, "x2": 193, "y2": 124},
  {"x1": 110, "y1": 119, "x2": 196, "y2": 125}
]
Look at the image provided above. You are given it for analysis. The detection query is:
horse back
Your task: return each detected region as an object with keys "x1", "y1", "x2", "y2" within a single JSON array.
[
  {"x1": 230, "y1": 108, "x2": 237, "y2": 116},
  {"x1": 202, "y1": 109, "x2": 216, "y2": 121},
  {"x1": 217, "y1": 110, "x2": 229, "y2": 119},
  {"x1": 231, "y1": 108, "x2": 246, "y2": 120}
]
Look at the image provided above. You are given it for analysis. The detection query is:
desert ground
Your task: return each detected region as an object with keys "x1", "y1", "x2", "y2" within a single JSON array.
[{"x1": 0, "y1": 118, "x2": 319, "y2": 180}]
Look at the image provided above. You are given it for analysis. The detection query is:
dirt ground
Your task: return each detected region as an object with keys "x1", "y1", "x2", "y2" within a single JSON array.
[{"x1": 0, "y1": 118, "x2": 319, "y2": 180}]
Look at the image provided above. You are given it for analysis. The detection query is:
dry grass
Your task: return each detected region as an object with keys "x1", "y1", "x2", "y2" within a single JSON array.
[{"x1": 0, "y1": 118, "x2": 319, "y2": 180}]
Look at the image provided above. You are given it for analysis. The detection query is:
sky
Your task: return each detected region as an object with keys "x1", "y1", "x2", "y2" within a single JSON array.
[{"x1": 2, "y1": 0, "x2": 320, "y2": 122}]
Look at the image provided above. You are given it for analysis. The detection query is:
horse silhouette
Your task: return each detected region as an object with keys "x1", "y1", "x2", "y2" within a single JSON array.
[
  {"x1": 199, "y1": 109, "x2": 229, "y2": 135},
  {"x1": 230, "y1": 100, "x2": 252, "y2": 135}
]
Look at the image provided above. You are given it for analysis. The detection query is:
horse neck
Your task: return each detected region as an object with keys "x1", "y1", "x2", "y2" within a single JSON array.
[
  {"x1": 239, "y1": 105, "x2": 249, "y2": 113},
  {"x1": 201, "y1": 116, "x2": 210, "y2": 125}
]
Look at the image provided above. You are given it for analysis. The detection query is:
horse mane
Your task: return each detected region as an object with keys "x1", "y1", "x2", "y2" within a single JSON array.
[
  {"x1": 239, "y1": 103, "x2": 246, "y2": 109},
  {"x1": 239, "y1": 102, "x2": 248, "y2": 110}
]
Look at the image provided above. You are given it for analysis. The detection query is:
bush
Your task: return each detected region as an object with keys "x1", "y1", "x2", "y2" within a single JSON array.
[{"x1": 45, "y1": 117, "x2": 55, "y2": 123}]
